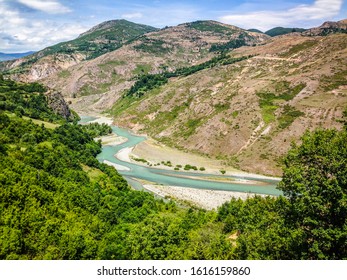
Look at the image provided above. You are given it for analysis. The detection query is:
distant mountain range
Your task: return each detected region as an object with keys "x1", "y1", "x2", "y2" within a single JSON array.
[{"x1": 0, "y1": 51, "x2": 35, "y2": 61}]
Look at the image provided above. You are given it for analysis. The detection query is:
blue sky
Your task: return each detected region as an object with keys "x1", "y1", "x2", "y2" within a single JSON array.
[{"x1": 0, "y1": 0, "x2": 346, "y2": 52}]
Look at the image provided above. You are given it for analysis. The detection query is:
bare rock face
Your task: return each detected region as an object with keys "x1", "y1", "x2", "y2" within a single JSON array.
[{"x1": 46, "y1": 91, "x2": 73, "y2": 120}]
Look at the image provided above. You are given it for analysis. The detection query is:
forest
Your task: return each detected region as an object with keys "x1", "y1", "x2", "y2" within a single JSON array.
[{"x1": 0, "y1": 77, "x2": 346, "y2": 260}]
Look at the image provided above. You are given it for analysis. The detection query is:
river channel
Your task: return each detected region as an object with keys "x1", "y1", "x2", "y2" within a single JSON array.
[{"x1": 80, "y1": 116, "x2": 282, "y2": 196}]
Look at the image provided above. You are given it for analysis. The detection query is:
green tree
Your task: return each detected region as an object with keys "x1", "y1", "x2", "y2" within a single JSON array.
[{"x1": 278, "y1": 129, "x2": 347, "y2": 259}]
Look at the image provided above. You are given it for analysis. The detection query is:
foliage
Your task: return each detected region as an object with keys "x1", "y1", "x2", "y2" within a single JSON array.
[
  {"x1": 217, "y1": 196, "x2": 290, "y2": 259},
  {"x1": 256, "y1": 82, "x2": 305, "y2": 124},
  {"x1": 278, "y1": 129, "x2": 347, "y2": 259},
  {"x1": 0, "y1": 78, "x2": 64, "y2": 123},
  {"x1": 133, "y1": 38, "x2": 171, "y2": 54},
  {"x1": 126, "y1": 74, "x2": 168, "y2": 98},
  {"x1": 280, "y1": 41, "x2": 318, "y2": 57},
  {"x1": 125, "y1": 54, "x2": 251, "y2": 98},
  {"x1": 80, "y1": 122, "x2": 112, "y2": 138},
  {"x1": 2, "y1": 75, "x2": 347, "y2": 260},
  {"x1": 278, "y1": 105, "x2": 304, "y2": 129},
  {"x1": 265, "y1": 27, "x2": 306, "y2": 37},
  {"x1": 209, "y1": 33, "x2": 250, "y2": 52},
  {"x1": 184, "y1": 164, "x2": 198, "y2": 171}
]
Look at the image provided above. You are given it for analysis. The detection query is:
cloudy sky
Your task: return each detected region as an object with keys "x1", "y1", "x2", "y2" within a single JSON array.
[{"x1": 0, "y1": 0, "x2": 346, "y2": 53}]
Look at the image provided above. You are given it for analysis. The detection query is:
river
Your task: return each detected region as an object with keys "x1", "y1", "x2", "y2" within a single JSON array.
[{"x1": 80, "y1": 116, "x2": 282, "y2": 196}]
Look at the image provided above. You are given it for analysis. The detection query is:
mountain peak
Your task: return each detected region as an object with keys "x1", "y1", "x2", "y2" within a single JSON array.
[
  {"x1": 78, "y1": 19, "x2": 157, "y2": 38},
  {"x1": 182, "y1": 20, "x2": 242, "y2": 33},
  {"x1": 303, "y1": 19, "x2": 347, "y2": 36}
]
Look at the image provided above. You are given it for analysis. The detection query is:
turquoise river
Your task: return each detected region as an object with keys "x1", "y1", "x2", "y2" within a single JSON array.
[{"x1": 81, "y1": 116, "x2": 282, "y2": 196}]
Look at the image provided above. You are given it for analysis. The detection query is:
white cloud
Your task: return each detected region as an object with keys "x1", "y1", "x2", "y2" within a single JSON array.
[
  {"x1": 122, "y1": 12, "x2": 143, "y2": 19},
  {"x1": 0, "y1": 1, "x2": 85, "y2": 52},
  {"x1": 17, "y1": 0, "x2": 71, "y2": 14},
  {"x1": 220, "y1": 0, "x2": 344, "y2": 31}
]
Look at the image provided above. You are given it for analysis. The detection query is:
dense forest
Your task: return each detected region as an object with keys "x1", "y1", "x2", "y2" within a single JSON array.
[{"x1": 0, "y1": 77, "x2": 346, "y2": 260}]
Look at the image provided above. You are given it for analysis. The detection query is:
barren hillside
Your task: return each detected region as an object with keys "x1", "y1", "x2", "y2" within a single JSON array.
[{"x1": 109, "y1": 33, "x2": 347, "y2": 175}]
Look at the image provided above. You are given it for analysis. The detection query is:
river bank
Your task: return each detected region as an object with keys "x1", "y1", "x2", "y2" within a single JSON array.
[
  {"x1": 143, "y1": 184, "x2": 267, "y2": 210},
  {"x1": 85, "y1": 114, "x2": 277, "y2": 178},
  {"x1": 81, "y1": 114, "x2": 281, "y2": 200},
  {"x1": 125, "y1": 137, "x2": 280, "y2": 180}
]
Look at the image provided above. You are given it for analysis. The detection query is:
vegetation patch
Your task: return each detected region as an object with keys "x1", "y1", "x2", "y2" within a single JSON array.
[
  {"x1": 321, "y1": 70, "x2": 347, "y2": 91},
  {"x1": 214, "y1": 103, "x2": 230, "y2": 113},
  {"x1": 80, "y1": 122, "x2": 112, "y2": 137},
  {"x1": 184, "y1": 164, "x2": 198, "y2": 171},
  {"x1": 278, "y1": 105, "x2": 304, "y2": 129},
  {"x1": 0, "y1": 76, "x2": 67, "y2": 123},
  {"x1": 125, "y1": 54, "x2": 252, "y2": 98},
  {"x1": 132, "y1": 157, "x2": 148, "y2": 164},
  {"x1": 182, "y1": 118, "x2": 202, "y2": 138},
  {"x1": 209, "y1": 32, "x2": 251, "y2": 52},
  {"x1": 187, "y1": 21, "x2": 235, "y2": 34},
  {"x1": 256, "y1": 82, "x2": 305, "y2": 124},
  {"x1": 134, "y1": 38, "x2": 171, "y2": 54},
  {"x1": 58, "y1": 70, "x2": 71, "y2": 78},
  {"x1": 133, "y1": 64, "x2": 152, "y2": 76},
  {"x1": 280, "y1": 40, "x2": 318, "y2": 57}
]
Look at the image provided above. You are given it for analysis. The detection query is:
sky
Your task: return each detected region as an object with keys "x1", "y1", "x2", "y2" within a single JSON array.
[{"x1": 0, "y1": 0, "x2": 346, "y2": 53}]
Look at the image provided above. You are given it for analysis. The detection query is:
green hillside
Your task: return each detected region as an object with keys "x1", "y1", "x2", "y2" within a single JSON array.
[
  {"x1": 1, "y1": 77, "x2": 346, "y2": 259},
  {"x1": 1, "y1": 20, "x2": 157, "y2": 73},
  {"x1": 247, "y1": 29, "x2": 263, "y2": 33},
  {"x1": 265, "y1": 27, "x2": 306, "y2": 37},
  {"x1": 38, "y1": 19, "x2": 158, "y2": 60}
]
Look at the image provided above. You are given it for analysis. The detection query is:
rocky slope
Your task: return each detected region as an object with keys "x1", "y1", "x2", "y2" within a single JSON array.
[
  {"x1": 109, "y1": 31, "x2": 347, "y2": 176},
  {"x1": 303, "y1": 19, "x2": 347, "y2": 36},
  {"x1": 40, "y1": 20, "x2": 268, "y2": 113},
  {"x1": 0, "y1": 20, "x2": 157, "y2": 81},
  {"x1": 46, "y1": 90, "x2": 74, "y2": 120}
]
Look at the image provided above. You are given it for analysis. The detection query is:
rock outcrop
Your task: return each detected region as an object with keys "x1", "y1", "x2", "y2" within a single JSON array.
[{"x1": 46, "y1": 91, "x2": 73, "y2": 120}]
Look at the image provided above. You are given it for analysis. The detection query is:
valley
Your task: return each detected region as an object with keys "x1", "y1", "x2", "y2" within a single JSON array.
[
  {"x1": 2, "y1": 19, "x2": 344, "y2": 176},
  {"x1": 82, "y1": 115, "x2": 280, "y2": 209},
  {"x1": 1, "y1": 17, "x2": 347, "y2": 260}
]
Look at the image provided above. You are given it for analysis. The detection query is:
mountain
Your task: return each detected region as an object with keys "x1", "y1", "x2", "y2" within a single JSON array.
[
  {"x1": 265, "y1": 27, "x2": 306, "y2": 37},
  {"x1": 105, "y1": 30, "x2": 347, "y2": 176},
  {"x1": 0, "y1": 19, "x2": 157, "y2": 80},
  {"x1": 303, "y1": 19, "x2": 347, "y2": 36},
  {"x1": 247, "y1": 29, "x2": 263, "y2": 34},
  {"x1": 31, "y1": 20, "x2": 268, "y2": 109},
  {"x1": 0, "y1": 51, "x2": 35, "y2": 61},
  {"x1": 1, "y1": 19, "x2": 346, "y2": 176},
  {"x1": 1, "y1": 20, "x2": 268, "y2": 85}
]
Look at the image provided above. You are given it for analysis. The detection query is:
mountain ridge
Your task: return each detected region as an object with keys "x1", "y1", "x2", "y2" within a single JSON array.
[{"x1": 0, "y1": 19, "x2": 158, "y2": 79}]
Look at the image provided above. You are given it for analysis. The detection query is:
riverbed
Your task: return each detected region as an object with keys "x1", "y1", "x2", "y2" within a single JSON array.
[{"x1": 80, "y1": 115, "x2": 282, "y2": 199}]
